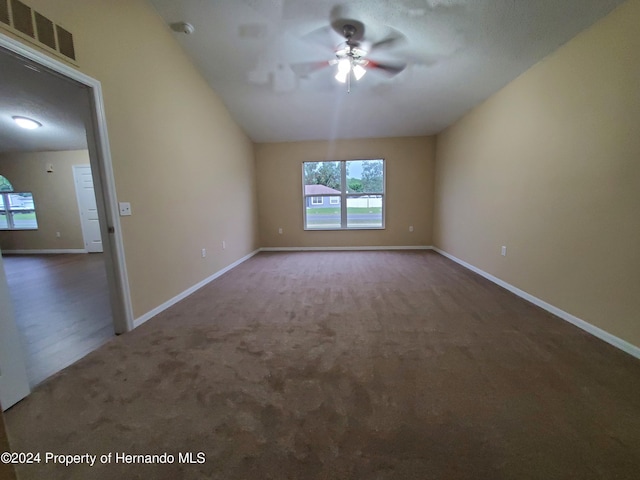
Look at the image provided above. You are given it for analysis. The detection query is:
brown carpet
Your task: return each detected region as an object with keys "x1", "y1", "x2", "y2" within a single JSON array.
[{"x1": 5, "y1": 251, "x2": 640, "y2": 479}]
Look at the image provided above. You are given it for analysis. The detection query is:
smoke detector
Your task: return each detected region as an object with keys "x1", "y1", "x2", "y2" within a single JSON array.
[{"x1": 170, "y1": 22, "x2": 195, "y2": 35}]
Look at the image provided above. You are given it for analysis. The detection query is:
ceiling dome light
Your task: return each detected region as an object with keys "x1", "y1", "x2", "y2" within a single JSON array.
[{"x1": 13, "y1": 116, "x2": 42, "y2": 130}]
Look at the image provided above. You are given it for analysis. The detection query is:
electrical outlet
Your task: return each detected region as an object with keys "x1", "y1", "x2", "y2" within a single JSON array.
[
  {"x1": 222, "y1": 241, "x2": 226, "y2": 250},
  {"x1": 278, "y1": 227, "x2": 283, "y2": 235},
  {"x1": 201, "y1": 248, "x2": 206, "y2": 258},
  {"x1": 56, "y1": 231, "x2": 61, "y2": 238},
  {"x1": 501, "y1": 246, "x2": 507, "y2": 256},
  {"x1": 119, "y1": 202, "x2": 132, "y2": 216},
  {"x1": 409, "y1": 225, "x2": 414, "y2": 232}
]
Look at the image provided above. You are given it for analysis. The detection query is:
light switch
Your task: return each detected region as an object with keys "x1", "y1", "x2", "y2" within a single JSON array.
[{"x1": 119, "y1": 202, "x2": 132, "y2": 216}]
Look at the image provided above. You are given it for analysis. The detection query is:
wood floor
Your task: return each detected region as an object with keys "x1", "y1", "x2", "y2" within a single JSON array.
[{"x1": 2, "y1": 253, "x2": 114, "y2": 387}]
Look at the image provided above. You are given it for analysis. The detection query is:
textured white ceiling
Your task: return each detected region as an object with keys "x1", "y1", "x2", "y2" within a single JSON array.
[
  {"x1": 0, "y1": 47, "x2": 88, "y2": 154},
  {"x1": 0, "y1": 1, "x2": 626, "y2": 151},
  {"x1": 150, "y1": 0, "x2": 625, "y2": 143}
]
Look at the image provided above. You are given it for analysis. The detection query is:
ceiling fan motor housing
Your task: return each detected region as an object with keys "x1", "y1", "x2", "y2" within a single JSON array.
[
  {"x1": 331, "y1": 18, "x2": 365, "y2": 41},
  {"x1": 343, "y1": 24, "x2": 357, "y2": 41}
]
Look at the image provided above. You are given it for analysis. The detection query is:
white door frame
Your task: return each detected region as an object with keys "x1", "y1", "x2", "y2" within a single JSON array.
[
  {"x1": 0, "y1": 251, "x2": 30, "y2": 409},
  {"x1": 0, "y1": 33, "x2": 134, "y2": 334}
]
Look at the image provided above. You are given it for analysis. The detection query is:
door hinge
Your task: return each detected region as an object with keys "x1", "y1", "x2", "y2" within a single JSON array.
[{"x1": 107, "y1": 226, "x2": 115, "y2": 234}]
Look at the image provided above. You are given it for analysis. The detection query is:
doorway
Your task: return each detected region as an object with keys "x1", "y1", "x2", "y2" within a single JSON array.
[{"x1": 0, "y1": 33, "x2": 132, "y2": 409}]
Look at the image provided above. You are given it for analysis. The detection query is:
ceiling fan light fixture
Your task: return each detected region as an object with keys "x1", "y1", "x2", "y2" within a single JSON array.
[
  {"x1": 337, "y1": 58, "x2": 351, "y2": 74},
  {"x1": 335, "y1": 58, "x2": 351, "y2": 83},
  {"x1": 353, "y1": 64, "x2": 367, "y2": 80},
  {"x1": 12, "y1": 116, "x2": 42, "y2": 130},
  {"x1": 335, "y1": 69, "x2": 349, "y2": 83}
]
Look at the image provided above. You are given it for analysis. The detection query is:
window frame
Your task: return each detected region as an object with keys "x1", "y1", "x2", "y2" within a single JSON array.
[
  {"x1": 0, "y1": 191, "x2": 39, "y2": 231},
  {"x1": 310, "y1": 196, "x2": 323, "y2": 205},
  {"x1": 302, "y1": 159, "x2": 385, "y2": 231}
]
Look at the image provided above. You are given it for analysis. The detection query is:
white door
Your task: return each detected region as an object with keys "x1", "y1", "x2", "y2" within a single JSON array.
[
  {"x1": 0, "y1": 252, "x2": 30, "y2": 410},
  {"x1": 73, "y1": 165, "x2": 103, "y2": 253}
]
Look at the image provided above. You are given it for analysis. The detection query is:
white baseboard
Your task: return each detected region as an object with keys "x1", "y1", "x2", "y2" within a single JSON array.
[
  {"x1": 133, "y1": 249, "x2": 260, "y2": 328},
  {"x1": 433, "y1": 247, "x2": 640, "y2": 360},
  {"x1": 260, "y1": 246, "x2": 433, "y2": 252},
  {"x1": 1, "y1": 249, "x2": 88, "y2": 255}
]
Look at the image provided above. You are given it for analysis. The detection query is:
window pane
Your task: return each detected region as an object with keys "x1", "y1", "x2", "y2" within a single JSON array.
[
  {"x1": 0, "y1": 211, "x2": 8, "y2": 229},
  {"x1": 7, "y1": 193, "x2": 38, "y2": 229},
  {"x1": 0, "y1": 175, "x2": 13, "y2": 192},
  {"x1": 303, "y1": 161, "x2": 341, "y2": 193},
  {"x1": 347, "y1": 195, "x2": 383, "y2": 228},
  {"x1": 10, "y1": 212, "x2": 38, "y2": 229},
  {"x1": 8, "y1": 193, "x2": 34, "y2": 210},
  {"x1": 306, "y1": 196, "x2": 341, "y2": 229},
  {"x1": 346, "y1": 159, "x2": 383, "y2": 194}
]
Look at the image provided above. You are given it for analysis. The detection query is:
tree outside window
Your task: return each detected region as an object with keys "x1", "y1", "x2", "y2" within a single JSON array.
[{"x1": 303, "y1": 159, "x2": 384, "y2": 230}]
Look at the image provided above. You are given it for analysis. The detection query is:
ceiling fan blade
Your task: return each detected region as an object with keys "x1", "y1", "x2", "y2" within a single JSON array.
[
  {"x1": 290, "y1": 61, "x2": 332, "y2": 78},
  {"x1": 301, "y1": 25, "x2": 339, "y2": 51},
  {"x1": 367, "y1": 61, "x2": 407, "y2": 76},
  {"x1": 369, "y1": 32, "x2": 407, "y2": 52}
]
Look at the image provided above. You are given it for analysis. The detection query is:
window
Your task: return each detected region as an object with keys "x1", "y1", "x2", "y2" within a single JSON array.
[
  {"x1": 0, "y1": 175, "x2": 38, "y2": 230},
  {"x1": 303, "y1": 159, "x2": 384, "y2": 230}
]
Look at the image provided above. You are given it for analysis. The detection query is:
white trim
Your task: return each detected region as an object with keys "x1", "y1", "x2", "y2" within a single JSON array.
[
  {"x1": 2, "y1": 249, "x2": 88, "y2": 254},
  {"x1": 260, "y1": 246, "x2": 433, "y2": 252},
  {"x1": 133, "y1": 249, "x2": 260, "y2": 328},
  {"x1": 0, "y1": 32, "x2": 134, "y2": 333},
  {"x1": 0, "y1": 252, "x2": 30, "y2": 409},
  {"x1": 433, "y1": 247, "x2": 640, "y2": 360}
]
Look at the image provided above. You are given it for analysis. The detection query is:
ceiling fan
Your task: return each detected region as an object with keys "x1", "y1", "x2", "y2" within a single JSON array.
[{"x1": 294, "y1": 16, "x2": 408, "y2": 92}]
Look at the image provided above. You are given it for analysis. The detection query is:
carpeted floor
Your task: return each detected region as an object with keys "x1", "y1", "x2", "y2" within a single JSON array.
[{"x1": 5, "y1": 251, "x2": 640, "y2": 479}]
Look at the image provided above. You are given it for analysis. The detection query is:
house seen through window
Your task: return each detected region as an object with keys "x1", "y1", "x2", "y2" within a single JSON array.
[
  {"x1": 303, "y1": 159, "x2": 384, "y2": 230},
  {"x1": 0, "y1": 175, "x2": 39, "y2": 230}
]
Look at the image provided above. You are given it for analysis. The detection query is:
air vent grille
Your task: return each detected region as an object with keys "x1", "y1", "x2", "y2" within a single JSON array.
[
  {"x1": 0, "y1": 0, "x2": 9, "y2": 26},
  {"x1": 55, "y1": 24, "x2": 75, "y2": 60},
  {"x1": 0, "y1": 0, "x2": 76, "y2": 62},
  {"x1": 11, "y1": 0, "x2": 33, "y2": 38},
  {"x1": 34, "y1": 11, "x2": 55, "y2": 49}
]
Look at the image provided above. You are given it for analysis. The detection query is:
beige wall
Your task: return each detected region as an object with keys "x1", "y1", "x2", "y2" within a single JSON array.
[
  {"x1": 0, "y1": 150, "x2": 87, "y2": 251},
  {"x1": 433, "y1": 0, "x2": 640, "y2": 346},
  {"x1": 256, "y1": 136, "x2": 435, "y2": 248},
  {"x1": 6, "y1": 0, "x2": 259, "y2": 318}
]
